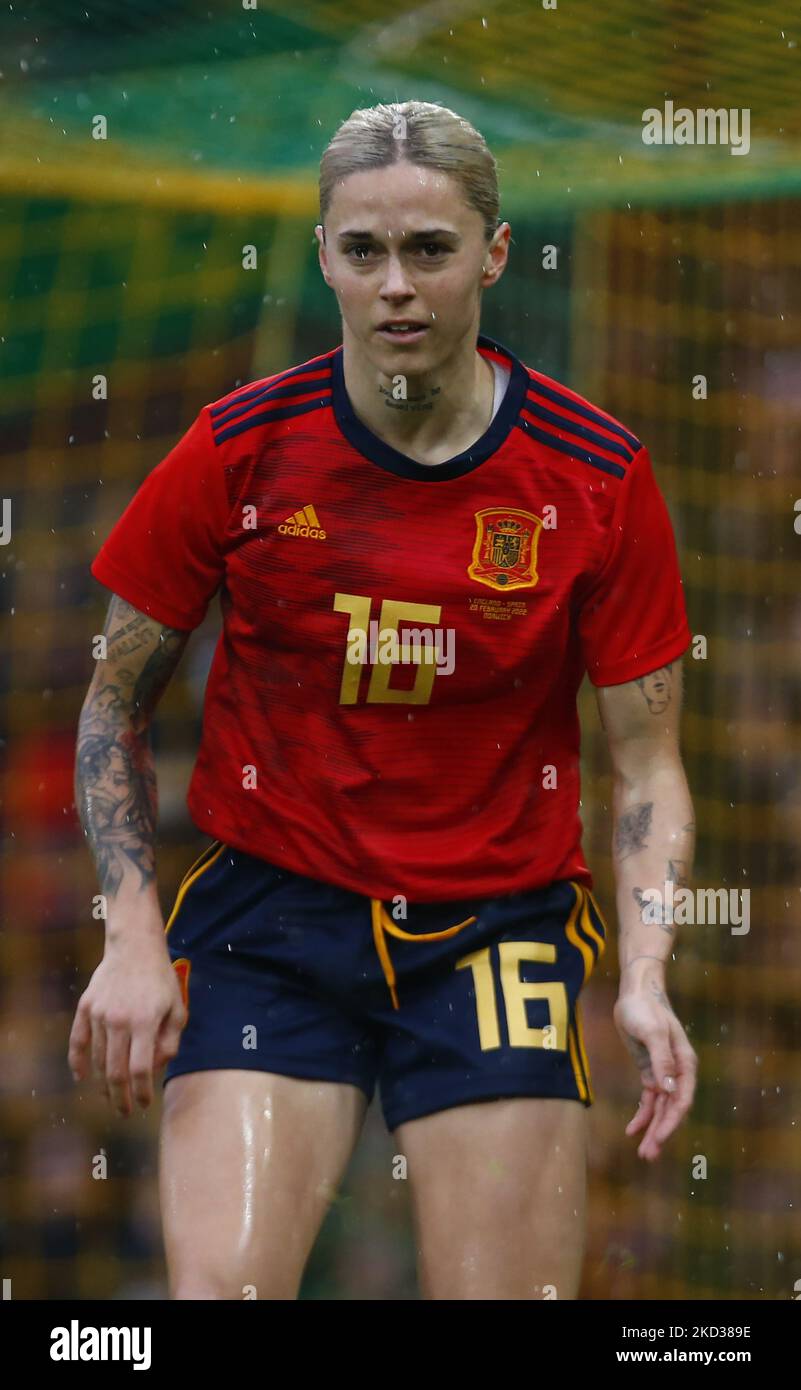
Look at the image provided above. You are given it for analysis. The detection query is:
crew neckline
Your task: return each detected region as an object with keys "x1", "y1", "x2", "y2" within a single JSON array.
[{"x1": 331, "y1": 333, "x2": 529, "y2": 482}]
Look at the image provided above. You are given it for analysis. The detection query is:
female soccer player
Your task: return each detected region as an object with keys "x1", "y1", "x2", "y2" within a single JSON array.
[{"x1": 71, "y1": 100, "x2": 697, "y2": 1300}]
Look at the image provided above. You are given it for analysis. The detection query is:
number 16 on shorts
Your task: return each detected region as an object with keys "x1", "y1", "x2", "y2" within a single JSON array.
[{"x1": 456, "y1": 941, "x2": 568, "y2": 1051}]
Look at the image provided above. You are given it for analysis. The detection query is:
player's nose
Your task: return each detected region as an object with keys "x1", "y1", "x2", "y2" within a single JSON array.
[{"x1": 380, "y1": 254, "x2": 416, "y2": 296}]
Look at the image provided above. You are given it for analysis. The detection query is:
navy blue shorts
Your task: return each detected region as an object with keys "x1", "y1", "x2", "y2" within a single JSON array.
[{"x1": 162, "y1": 840, "x2": 608, "y2": 1132}]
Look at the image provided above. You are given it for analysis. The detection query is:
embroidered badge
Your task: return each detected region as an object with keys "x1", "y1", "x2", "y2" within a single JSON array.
[{"x1": 468, "y1": 508, "x2": 542, "y2": 591}]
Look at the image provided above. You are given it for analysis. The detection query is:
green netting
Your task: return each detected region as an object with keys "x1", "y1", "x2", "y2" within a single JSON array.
[{"x1": 2, "y1": 0, "x2": 800, "y2": 210}]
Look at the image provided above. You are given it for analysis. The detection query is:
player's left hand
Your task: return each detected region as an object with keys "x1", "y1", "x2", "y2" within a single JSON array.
[{"x1": 613, "y1": 988, "x2": 698, "y2": 1162}]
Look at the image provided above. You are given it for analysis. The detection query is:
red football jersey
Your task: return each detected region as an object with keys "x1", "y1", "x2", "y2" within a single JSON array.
[{"x1": 90, "y1": 334, "x2": 691, "y2": 901}]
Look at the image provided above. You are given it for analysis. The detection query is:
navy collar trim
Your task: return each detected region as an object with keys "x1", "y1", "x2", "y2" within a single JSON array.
[{"x1": 331, "y1": 333, "x2": 529, "y2": 481}]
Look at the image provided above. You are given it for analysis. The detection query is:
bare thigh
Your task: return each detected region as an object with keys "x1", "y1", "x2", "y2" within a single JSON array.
[
  {"x1": 395, "y1": 1096, "x2": 587, "y2": 1300},
  {"x1": 159, "y1": 1070, "x2": 368, "y2": 1299}
]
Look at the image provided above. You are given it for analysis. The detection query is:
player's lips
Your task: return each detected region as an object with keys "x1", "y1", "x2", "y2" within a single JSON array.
[{"x1": 377, "y1": 320, "x2": 429, "y2": 343}]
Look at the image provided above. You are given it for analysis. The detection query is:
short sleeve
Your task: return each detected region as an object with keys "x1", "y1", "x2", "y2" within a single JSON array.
[
  {"x1": 90, "y1": 407, "x2": 228, "y2": 631},
  {"x1": 578, "y1": 445, "x2": 692, "y2": 687}
]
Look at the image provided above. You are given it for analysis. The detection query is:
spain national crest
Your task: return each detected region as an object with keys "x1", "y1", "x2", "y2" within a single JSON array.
[{"x1": 468, "y1": 508, "x2": 542, "y2": 591}]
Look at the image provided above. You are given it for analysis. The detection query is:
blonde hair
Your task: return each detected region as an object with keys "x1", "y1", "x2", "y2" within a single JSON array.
[{"x1": 319, "y1": 100, "x2": 501, "y2": 243}]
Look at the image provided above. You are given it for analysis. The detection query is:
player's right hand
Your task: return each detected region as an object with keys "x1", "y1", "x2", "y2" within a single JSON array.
[{"x1": 68, "y1": 927, "x2": 187, "y2": 1117}]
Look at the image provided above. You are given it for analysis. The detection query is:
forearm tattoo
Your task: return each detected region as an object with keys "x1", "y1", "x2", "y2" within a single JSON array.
[
  {"x1": 632, "y1": 886, "x2": 676, "y2": 934},
  {"x1": 647, "y1": 978, "x2": 673, "y2": 1012},
  {"x1": 630, "y1": 853, "x2": 689, "y2": 933},
  {"x1": 75, "y1": 600, "x2": 189, "y2": 898},
  {"x1": 620, "y1": 952, "x2": 665, "y2": 974},
  {"x1": 667, "y1": 858, "x2": 689, "y2": 888},
  {"x1": 614, "y1": 802, "x2": 653, "y2": 860}
]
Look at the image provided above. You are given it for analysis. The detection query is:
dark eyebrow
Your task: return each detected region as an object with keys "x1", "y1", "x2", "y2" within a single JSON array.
[{"x1": 336, "y1": 228, "x2": 461, "y2": 244}]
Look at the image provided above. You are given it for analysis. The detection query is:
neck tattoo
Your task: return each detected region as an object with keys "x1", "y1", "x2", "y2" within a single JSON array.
[{"x1": 378, "y1": 382, "x2": 442, "y2": 413}]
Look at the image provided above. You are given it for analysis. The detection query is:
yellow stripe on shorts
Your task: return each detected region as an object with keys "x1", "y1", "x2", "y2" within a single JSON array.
[{"x1": 164, "y1": 839, "x2": 226, "y2": 937}]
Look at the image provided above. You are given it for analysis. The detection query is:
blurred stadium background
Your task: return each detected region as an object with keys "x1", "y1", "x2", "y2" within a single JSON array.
[{"x1": 1, "y1": 0, "x2": 799, "y2": 1299}]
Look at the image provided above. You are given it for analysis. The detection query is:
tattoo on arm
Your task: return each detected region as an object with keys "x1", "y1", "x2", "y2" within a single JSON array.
[
  {"x1": 75, "y1": 715, "x2": 158, "y2": 897},
  {"x1": 624, "y1": 1031, "x2": 652, "y2": 1073},
  {"x1": 635, "y1": 665, "x2": 672, "y2": 714},
  {"x1": 647, "y1": 978, "x2": 673, "y2": 1012},
  {"x1": 103, "y1": 602, "x2": 188, "y2": 728},
  {"x1": 667, "y1": 858, "x2": 689, "y2": 888},
  {"x1": 632, "y1": 886, "x2": 676, "y2": 934},
  {"x1": 75, "y1": 600, "x2": 190, "y2": 898},
  {"x1": 620, "y1": 952, "x2": 667, "y2": 973},
  {"x1": 614, "y1": 802, "x2": 653, "y2": 860}
]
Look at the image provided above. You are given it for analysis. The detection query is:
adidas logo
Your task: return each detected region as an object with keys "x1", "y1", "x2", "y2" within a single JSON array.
[{"x1": 277, "y1": 504, "x2": 327, "y2": 539}]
